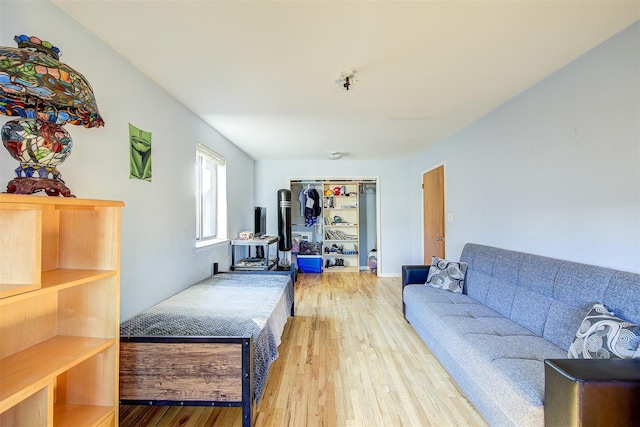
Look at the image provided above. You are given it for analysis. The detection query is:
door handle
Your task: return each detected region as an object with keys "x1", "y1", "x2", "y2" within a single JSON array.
[{"x1": 436, "y1": 237, "x2": 444, "y2": 242}]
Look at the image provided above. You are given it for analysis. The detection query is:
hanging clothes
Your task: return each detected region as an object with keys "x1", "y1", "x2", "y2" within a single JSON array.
[
  {"x1": 298, "y1": 186, "x2": 307, "y2": 217},
  {"x1": 304, "y1": 187, "x2": 321, "y2": 226},
  {"x1": 311, "y1": 189, "x2": 321, "y2": 217}
]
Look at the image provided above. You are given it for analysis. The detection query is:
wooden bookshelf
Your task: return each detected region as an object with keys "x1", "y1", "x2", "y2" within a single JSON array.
[
  {"x1": 0, "y1": 194, "x2": 123, "y2": 427},
  {"x1": 322, "y1": 182, "x2": 360, "y2": 272}
]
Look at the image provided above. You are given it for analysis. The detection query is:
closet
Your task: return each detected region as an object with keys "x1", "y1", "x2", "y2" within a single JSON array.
[{"x1": 290, "y1": 179, "x2": 377, "y2": 273}]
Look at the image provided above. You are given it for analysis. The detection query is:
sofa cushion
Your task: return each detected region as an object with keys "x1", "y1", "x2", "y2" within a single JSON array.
[
  {"x1": 509, "y1": 254, "x2": 561, "y2": 335},
  {"x1": 465, "y1": 269, "x2": 492, "y2": 303},
  {"x1": 460, "y1": 245, "x2": 525, "y2": 318},
  {"x1": 568, "y1": 303, "x2": 640, "y2": 359},
  {"x1": 604, "y1": 271, "x2": 640, "y2": 325},
  {"x1": 544, "y1": 263, "x2": 614, "y2": 350},
  {"x1": 483, "y1": 251, "x2": 524, "y2": 317},
  {"x1": 425, "y1": 256, "x2": 467, "y2": 293},
  {"x1": 510, "y1": 287, "x2": 553, "y2": 336},
  {"x1": 403, "y1": 283, "x2": 566, "y2": 426},
  {"x1": 461, "y1": 245, "x2": 498, "y2": 303}
]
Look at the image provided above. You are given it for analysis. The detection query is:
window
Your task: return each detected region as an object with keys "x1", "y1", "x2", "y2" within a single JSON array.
[{"x1": 196, "y1": 142, "x2": 227, "y2": 245}]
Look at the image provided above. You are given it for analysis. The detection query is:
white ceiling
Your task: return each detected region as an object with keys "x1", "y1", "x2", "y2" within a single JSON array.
[{"x1": 54, "y1": 1, "x2": 639, "y2": 161}]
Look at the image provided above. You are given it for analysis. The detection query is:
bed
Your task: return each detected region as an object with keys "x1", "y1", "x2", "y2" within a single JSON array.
[{"x1": 118, "y1": 268, "x2": 295, "y2": 427}]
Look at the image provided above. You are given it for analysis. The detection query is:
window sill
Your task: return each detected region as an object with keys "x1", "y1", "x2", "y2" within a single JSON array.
[{"x1": 195, "y1": 238, "x2": 229, "y2": 252}]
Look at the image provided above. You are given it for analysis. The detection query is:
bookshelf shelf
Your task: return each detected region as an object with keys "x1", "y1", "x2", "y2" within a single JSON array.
[
  {"x1": 323, "y1": 183, "x2": 359, "y2": 273},
  {"x1": 0, "y1": 195, "x2": 123, "y2": 427}
]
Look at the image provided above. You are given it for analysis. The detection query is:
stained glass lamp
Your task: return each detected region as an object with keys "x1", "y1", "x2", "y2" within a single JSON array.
[{"x1": 0, "y1": 35, "x2": 104, "y2": 197}]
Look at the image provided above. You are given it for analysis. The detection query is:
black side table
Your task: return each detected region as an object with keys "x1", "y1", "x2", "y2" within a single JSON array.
[{"x1": 544, "y1": 358, "x2": 640, "y2": 427}]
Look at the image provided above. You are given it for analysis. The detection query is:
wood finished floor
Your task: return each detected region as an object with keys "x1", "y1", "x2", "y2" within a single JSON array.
[{"x1": 119, "y1": 272, "x2": 487, "y2": 427}]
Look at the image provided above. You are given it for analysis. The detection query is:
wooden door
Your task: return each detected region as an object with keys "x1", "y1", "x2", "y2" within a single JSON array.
[{"x1": 423, "y1": 166, "x2": 445, "y2": 263}]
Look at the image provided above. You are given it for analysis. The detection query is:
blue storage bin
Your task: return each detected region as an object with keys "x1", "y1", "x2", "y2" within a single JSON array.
[{"x1": 297, "y1": 255, "x2": 323, "y2": 273}]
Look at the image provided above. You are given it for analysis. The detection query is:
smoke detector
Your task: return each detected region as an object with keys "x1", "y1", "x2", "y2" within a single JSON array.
[{"x1": 328, "y1": 151, "x2": 343, "y2": 160}]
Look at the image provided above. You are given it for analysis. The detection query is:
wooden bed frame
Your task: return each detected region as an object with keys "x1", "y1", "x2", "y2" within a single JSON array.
[{"x1": 119, "y1": 267, "x2": 296, "y2": 427}]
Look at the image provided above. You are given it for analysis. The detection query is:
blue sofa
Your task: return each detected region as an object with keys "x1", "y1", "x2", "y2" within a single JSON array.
[{"x1": 402, "y1": 243, "x2": 640, "y2": 427}]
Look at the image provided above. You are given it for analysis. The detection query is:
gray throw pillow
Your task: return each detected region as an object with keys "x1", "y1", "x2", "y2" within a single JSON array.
[
  {"x1": 425, "y1": 256, "x2": 467, "y2": 293},
  {"x1": 568, "y1": 303, "x2": 640, "y2": 359}
]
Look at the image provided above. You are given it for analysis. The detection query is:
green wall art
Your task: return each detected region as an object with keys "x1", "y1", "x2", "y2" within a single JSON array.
[{"x1": 129, "y1": 123, "x2": 152, "y2": 182}]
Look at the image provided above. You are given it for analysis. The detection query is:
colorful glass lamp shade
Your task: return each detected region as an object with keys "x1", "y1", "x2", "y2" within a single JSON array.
[{"x1": 0, "y1": 35, "x2": 104, "y2": 197}]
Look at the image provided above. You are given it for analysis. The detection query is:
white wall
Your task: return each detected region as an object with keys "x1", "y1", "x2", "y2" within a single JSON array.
[
  {"x1": 254, "y1": 160, "x2": 412, "y2": 276},
  {"x1": 255, "y1": 21, "x2": 640, "y2": 276},
  {"x1": 409, "y1": 21, "x2": 640, "y2": 273},
  {"x1": 0, "y1": 1, "x2": 256, "y2": 320}
]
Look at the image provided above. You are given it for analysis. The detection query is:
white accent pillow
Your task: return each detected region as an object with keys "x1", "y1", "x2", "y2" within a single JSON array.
[
  {"x1": 425, "y1": 256, "x2": 467, "y2": 293},
  {"x1": 568, "y1": 303, "x2": 640, "y2": 359}
]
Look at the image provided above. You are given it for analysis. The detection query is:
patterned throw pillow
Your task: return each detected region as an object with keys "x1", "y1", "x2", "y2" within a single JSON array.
[
  {"x1": 425, "y1": 256, "x2": 467, "y2": 293},
  {"x1": 568, "y1": 303, "x2": 640, "y2": 359}
]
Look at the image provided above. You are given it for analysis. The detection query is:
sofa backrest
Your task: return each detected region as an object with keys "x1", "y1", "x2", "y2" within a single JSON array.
[{"x1": 459, "y1": 243, "x2": 640, "y2": 351}]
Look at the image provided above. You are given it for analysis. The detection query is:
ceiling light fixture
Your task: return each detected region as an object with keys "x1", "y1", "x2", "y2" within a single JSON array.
[
  {"x1": 328, "y1": 151, "x2": 342, "y2": 160},
  {"x1": 336, "y1": 70, "x2": 357, "y2": 91}
]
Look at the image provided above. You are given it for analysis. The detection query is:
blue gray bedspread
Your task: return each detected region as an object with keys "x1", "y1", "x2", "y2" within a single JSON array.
[{"x1": 120, "y1": 272, "x2": 294, "y2": 402}]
